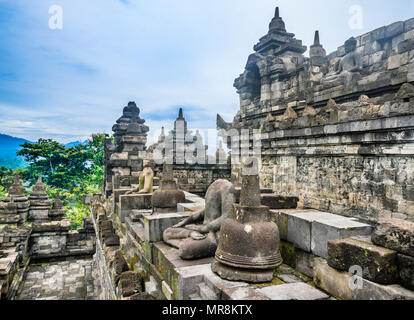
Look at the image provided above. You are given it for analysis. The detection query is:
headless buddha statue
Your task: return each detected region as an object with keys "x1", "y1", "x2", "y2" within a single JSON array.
[
  {"x1": 125, "y1": 161, "x2": 154, "y2": 195},
  {"x1": 163, "y1": 179, "x2": 236, "y2": 260}
]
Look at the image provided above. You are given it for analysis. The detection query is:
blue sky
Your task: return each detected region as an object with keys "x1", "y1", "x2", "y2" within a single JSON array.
[{"x1": 0, "y1": 0, "x2": 413, "y2": 144}]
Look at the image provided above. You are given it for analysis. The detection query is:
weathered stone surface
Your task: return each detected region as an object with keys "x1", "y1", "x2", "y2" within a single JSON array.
[
  {"x1": 256, "y1": 282, "x2": 329, "y2": 300},
  {"x1": 314, "y1": 257, "x2": 414, "y2": 300},
  {"x1": 211, "y1": 260, "x2": 274, "y2": 283},
  {"x1": 311, "y1": 218, "x2": 372, "y2": 259},
  {"x1": 113, "y1": 250, "x2": 129, "y2": 275},
  {"x1": 222, "y1": 287, "x2": 269, "y2": 300},
  {"x1": 353, "y1": 280, "x2": 414, "y2": 300},
  {"x1": 119, "y1": 194, "x2": 152, "y2": 222},
  {"x1": 104, "y1": 234, "x2": 120, "y2": 247},
  {"x1": 372, "y1": 218, "x2": 414, "y2": 256},
  {"x1": 328, "y1": 237, "x2": 399, "y2": 284},
  {"x1": 144, "y1": 213, "x2": 191, "y2": 243},
  {"x1": 313, "y1": 258, "x2": 353, "y2": 300},
  {"x1": 221, "y1": 7, "x2": 414, "y2": 224},
  {"x1": 17, "y1": 259, "x2": 96, "y2": 300},
  {"x1": 260, "y1": 194, "x2": 298, "y2": 209},
  {"x1": 119, "y1": 271, "x2": 144, "y2": 297},
  {"x1": 125, "y1": 292, "x2": 155, "y2": 300},
  {"x1": 397, "y1": 254, "x2": 414, "y2": 290}
]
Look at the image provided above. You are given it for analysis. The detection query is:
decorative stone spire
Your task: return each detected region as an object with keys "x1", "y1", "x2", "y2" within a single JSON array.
[
  {"x1": 314, "y1": 30, "x2": 320, "y2": 46},
  {"x1": 158, "y1": 127, "x2": 166, "y2": 143},
  {"x1": 162, "y1": 163, "x2": 174, "y2": 182},
  {"x1": 52, "y1": 192, "x2": 63, "y2": 209},
  {"x1": 126, "y1": 110, "x2": 142, "y2": 135},
  {"x1": 50, "y1": 191, "x2": 65, "y2": 221},
  {"x1": 254, "y1": 6, "x2": 306, "y2": 55},
  {"x1": 269, "y1": 7, "x2": 286, "y2": 33},
  {"x1": 240, "y1": 158, "x2": 261, "y2": 207},
  {"x1": 310, "y1": 30, "x2": 327, "y2": 66},
  {"x1": 7, "y1": 175, "x2": 25, "y2": 197},
  {"x1": 31, "y1": 174, "x2": 47, "y2": 196},
  {"x1": 29, "y1": 174, "x2": 53, "y2": 222},
  {"x1": 174, "y1": 107, "x2": 188, "y2": 133},
  {"x1": 112, "y1": 101, "x2": 149, "y2": 145}
]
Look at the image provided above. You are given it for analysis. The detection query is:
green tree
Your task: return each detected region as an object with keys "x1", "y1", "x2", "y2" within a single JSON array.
[{"x1": 16, "y1": 134, "x2": 109, "y2": 229}]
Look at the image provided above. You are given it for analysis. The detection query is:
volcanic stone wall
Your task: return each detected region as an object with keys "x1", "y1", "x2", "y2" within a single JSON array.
[{"x1": 221, "y1": 11, "x2": 414, "y2": 223}]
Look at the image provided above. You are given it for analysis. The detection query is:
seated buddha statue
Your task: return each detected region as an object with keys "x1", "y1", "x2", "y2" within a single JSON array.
[{"x1": 163, "y1": 179, "x2": 236, "y2": 260}]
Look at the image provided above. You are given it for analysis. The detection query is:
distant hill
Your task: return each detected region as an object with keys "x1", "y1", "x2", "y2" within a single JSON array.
[
  {"x1": 65, "y1": 140, "x2": 88, "y2": 148},
  {"x1": 0, "y1": 134, "x2": 88, "y2": 169},
  {"x1": 0, "y1": 134, "x2": 32, "y2": 169}
]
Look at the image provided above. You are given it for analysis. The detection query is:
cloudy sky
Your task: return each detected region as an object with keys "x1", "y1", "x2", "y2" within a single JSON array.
[{"x1": 0, "y1": 0, "x2": 413, "y2": 145}]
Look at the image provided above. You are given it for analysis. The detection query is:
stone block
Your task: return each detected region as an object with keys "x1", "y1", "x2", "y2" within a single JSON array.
[
  {"x1": 29, "y1": 209, "x2": 49, "y2": 221},
  {"x1": 112, "y1": 189, "x2": 128, "y2": 215},
  {"x1": 119, "y1": 271, "x2": 144, "y2": 297},
  {"x1": 328, "y1": 237, "x2": 398, "y2": 284},
  {"x1": 313, "y1": 258, "x2": 353, "y2": 300},
  {"x1": 399, "y1": 38, "x2": 414, "y2": 54},
  {"x1": 286, "y1": 210, "x2": 331, "y2": 252},
  {"x1": 388, "y1": 55, "x2": 402, "y2": 70},
  {"x1": 271, "y1": 211, "x2": 289, "y2": 240},
  {"x1": 397, "y1": 254, "x2": 414, "y2": 290},
  {"x1": 176, "y1": 264, "x2": 212, "y2": 300},
  {"x1": 197, "y1": 283, "x2": 219, "y2": 300},
  {"x1": 119, "y1": 194, "x2": 152, "y2": 222},
  {"x1": 203, "y1": 268, "x2": 248, "y2": 299},
  {"x1": 284, "y1": 210, "x2": 359, "y2": 253},
  {"x1": 161, "y1": 281, "x2": 174, "y2": 300},
  {"x1": 314, "y1": 258, "x2": 414, "y2": 300},
  {"x1": 405, "y1": 18, "x2": 414, "y2": 32},
  {"x1": 177, "y1": 203, "x2": 204, "y2": 213},
  {"x1": 353, "y1": 279, "x2": 414, "y2": 300},
  {"x1": 144, "y1": 213, "x2": 191, "y2": 243},
  {"x1": 371, "y1": 218, "x2": 414, "y2": 256},
  {"x1": 260, "y1": 194, "x2": 298, "y2": 209},
  {"x1": 311, "y1": 219, "x2": 372, "y2": 259},
  {"x1": 255, "y1": 282, "x2": 329, "y2": 300},
  {"x1": 385, "y1": 21, "x2": 404, "y2": 39},
  {"x1": 222, "y1": 287, "x2": 269, "y2": 300}
]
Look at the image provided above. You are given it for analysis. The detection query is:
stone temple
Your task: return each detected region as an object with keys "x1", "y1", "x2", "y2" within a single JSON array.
[{"x1": 1, "y1": 7, "x2": 414, "y2": 301}]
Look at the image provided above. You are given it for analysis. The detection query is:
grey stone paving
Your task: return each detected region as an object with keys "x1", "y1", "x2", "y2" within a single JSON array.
[{"x1": 17, "y1": 258, "x2": 97, "y2": 300}]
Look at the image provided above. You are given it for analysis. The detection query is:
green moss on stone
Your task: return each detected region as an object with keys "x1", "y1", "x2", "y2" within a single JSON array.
[{"x1": 279, "y1": 242, "x2": 296, "y2": 268}]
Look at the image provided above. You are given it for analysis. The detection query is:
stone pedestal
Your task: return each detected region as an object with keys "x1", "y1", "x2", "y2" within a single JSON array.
[
  {"x1": 144, "y1": 213, "x2": 191, "y2": 242},
  {"x1": 119, "y1": 194, "x2": 152, "y2": 222}
]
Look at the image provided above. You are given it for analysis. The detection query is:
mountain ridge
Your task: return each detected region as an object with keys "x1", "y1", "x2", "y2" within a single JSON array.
[{"x1": 0, "y1": 133, "x2": 88, "y2": 169}]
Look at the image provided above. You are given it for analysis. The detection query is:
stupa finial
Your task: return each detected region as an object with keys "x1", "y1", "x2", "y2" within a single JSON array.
[{"x1": 314, "y1": 30, "x2": 320, "y2": 46}]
